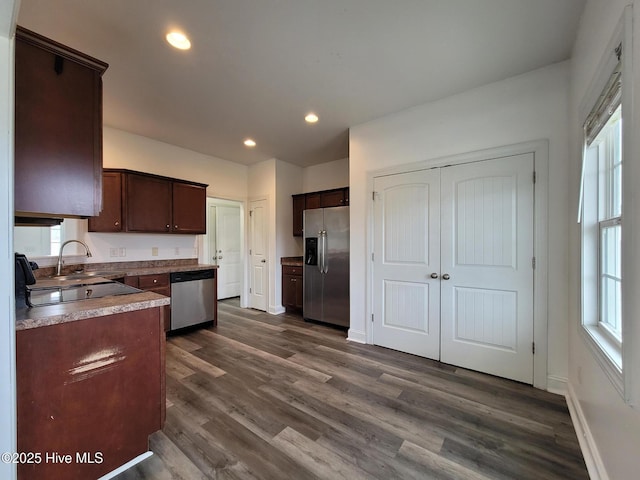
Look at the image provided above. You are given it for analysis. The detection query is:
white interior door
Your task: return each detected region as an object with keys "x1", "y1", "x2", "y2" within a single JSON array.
[
  {"x1": 372, "y1": 153, "x2": 535, "y2": 384},
  {"x1": 217, "y1": 205, "x2": 242, "y2": 299},
  {"x1": 207, "y1": 204, "x2": 217, "y2": 265},
  {"x1": 249, "y1": 199, "x2": 268, "y2": 311},
  {"x1": 372, "y1": 169, "x2": 441, "y2": 360},
  {"x1": 440, "y1": 154, "x2": 534, "y2": 383}
]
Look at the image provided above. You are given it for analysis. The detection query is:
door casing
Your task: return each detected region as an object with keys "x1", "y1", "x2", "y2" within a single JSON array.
[{"x1": 364, "y1": 140, "x2": 549, "y2": 390}]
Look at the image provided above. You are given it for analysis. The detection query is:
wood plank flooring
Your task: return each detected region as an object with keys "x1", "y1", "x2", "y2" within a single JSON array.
[{"x1": 115, "y1": 299, "x2": 588, "y2": 480}]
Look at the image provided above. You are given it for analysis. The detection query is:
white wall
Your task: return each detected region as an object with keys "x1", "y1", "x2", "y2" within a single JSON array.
[
  {"x1": 302, "y1": 157, "x2": 349, "y2": 192},
  {"x1": 349, "y1": 62, "x2": 571, "y2": 386},
  {"x1": 568, "y1": 1, "x2": 640, "y2": 479},
  {"x1": 275, "y1": 159, "x2": 304, "y2": 281},
  {"x1": 104, "y1": 127, "x2": 249, "y2": 200},
  {"x1": 248, "y1": 159, "x2": 279, "y2": 312},
  {"x1": 0, "y1": 2, "x2": 18, "y2": 479}
]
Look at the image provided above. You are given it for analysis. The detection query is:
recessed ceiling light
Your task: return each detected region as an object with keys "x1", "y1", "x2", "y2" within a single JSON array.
[
  {"x1": 166, "y1": 31, "x2": 191, "y2": 50},
  {"x1": 244, "y1": 138, "x2": 256, "y2": 148},
  {"x1": 305, "y1": 113, "x2": 319, "y2": 123}
]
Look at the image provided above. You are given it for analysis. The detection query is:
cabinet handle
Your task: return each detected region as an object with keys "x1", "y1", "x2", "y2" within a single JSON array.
[
  {"x1": 430, "y1": 273, "x2": 438, "y2": 279},
  {"x1": 153, "y1": 279, "x2": 158, "y2": 283},
  {"x1": 291, "y1": 278, "x2": 296, "y2": 282},
  {"x1": 175, "y1": 225, "x2": 178, "y2": 229},
  {"x1": 166, "y1": 224, "x2": 170, "y2": 229},
  {"x1": 114, "y1": 221, "x2": 119, "y2": 226},
  {"x1": 442, "y1": 274, "x2": 451, "y2": 280}
]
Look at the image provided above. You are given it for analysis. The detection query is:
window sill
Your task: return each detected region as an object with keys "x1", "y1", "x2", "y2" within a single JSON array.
[{"x1": 581, "y1": 324, "x2": 623, "y2": 395}]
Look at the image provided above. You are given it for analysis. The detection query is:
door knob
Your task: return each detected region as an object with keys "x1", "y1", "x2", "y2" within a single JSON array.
[
  {"x1": 430, "y1": 273, "x2": 438, "y2": 279},
  {"x1": 442, "y1": 274, "x2": 451, "y2": 280}
]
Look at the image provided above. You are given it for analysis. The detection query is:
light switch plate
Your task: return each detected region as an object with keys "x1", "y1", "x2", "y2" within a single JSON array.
[{"x1": 151, "y1": 247, "x2": 159, "y2": 256}]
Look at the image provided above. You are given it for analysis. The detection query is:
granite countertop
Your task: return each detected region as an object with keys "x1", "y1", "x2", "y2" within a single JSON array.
[
  {"x1": 113, "y1": 263, "x2": 217, "y2": 277},
  {"x1": 281, "y1": 256, "x2": 303, "y2": 266},
  {"x1": 16, "y1": 291, "x2": 170, "y2": 331},
  {"x1": 18, "y1": 260, "x2": 215, "y2": 331}
]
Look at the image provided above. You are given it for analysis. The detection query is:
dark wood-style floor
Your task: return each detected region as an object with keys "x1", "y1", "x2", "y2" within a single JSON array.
[{"x1": 115, "y1": 299, "x2": 588, "y2": 480}]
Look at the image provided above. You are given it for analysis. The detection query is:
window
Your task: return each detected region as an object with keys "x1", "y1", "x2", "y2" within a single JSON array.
[
  {"x1": 579, "y1": 43, "x2": 624, "y2": 391},
  {"x1": 50, "y1": 224, "x2": 62, "y2": 256},
  {"x1": 596, "y1": 106, "x2": 622, "y2": 344}
]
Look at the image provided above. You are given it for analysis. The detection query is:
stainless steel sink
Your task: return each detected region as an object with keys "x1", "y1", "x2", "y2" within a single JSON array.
[
  {"x1": 27, "y1": 281, "x2": 142, "y2": 307},
  {"x1": 51, "y1": 270, "x2": 127, "y2": 281}
]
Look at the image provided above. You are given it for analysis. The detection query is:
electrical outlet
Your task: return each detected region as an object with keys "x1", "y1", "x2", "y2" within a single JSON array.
[
  {"x1": 151, "y1": 247, "x2": 159, "y2": 256},
  {"x1": 109, "y1": 248, "x2": 118, "y2": 257},
  {"x1": 118, "y1": 247, "x2": 126, "y2": 257}
]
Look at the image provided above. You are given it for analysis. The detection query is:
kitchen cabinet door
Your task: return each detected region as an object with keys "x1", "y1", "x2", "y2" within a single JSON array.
[
  {"x1": 292, "y1": 194, "x2": 305, "y2": 236},
  {"x1": 282, "y1": 265, "x2": 303, "y2": 312},
  {"x1": 14, "y1": 27, "x2": 108, "y2": 218},
  {"x1": 172, "y1": 182, "x2": 206, "y2": 234},
  {"x1": 320, "y1": 188, "x2": 347, "y2": 207},
  {"x1": 88, "y1": 171, "x2": 123, "y2": 232},
  {"x1": 126, "y1": 173, "x2": 172, "y2": 233}
]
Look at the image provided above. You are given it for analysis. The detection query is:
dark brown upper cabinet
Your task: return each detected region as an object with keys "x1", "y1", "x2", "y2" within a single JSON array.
[
  {"x1": 172, "y1": 181, "x2": 207, "y2": 234},
  {"x1": 87, "y1": 171, "x2": 123, "y2": 232},
  {"x1": 291, "y1": 187, "x2": 349, "y2": 237},
  {"x1": 89, "y1": 169, "x2": 207, "y2": 234},
  {"x1": 126, "y1": 173, "x2": 173, "y2": 233},
  {"x1": 14, "y1": 26, "x2": 108, "y2": 219}
]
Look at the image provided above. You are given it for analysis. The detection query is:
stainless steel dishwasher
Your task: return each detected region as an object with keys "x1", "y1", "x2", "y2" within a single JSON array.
[{"x1": 170, "y1": 269, "x2": 216, "y2": 331}]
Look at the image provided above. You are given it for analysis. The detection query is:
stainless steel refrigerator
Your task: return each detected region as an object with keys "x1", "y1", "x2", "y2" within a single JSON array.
[{"x1": 303, "y1": 206, "x2": 349, "y2": 327}]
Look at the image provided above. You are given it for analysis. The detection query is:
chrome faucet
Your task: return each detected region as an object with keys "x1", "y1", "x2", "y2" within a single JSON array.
[{"x1": 56, "y1": 240, "x2": 92, "y2": 276}]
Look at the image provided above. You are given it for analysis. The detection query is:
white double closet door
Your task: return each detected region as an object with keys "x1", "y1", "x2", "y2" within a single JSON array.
[{"x1": 372, "y1": 153, "x2": 535, "y2": 383}]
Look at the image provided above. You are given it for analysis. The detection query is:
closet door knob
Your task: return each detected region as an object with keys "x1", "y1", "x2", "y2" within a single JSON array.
[
  {"x1": 442, "y1": 274, "x2": 451, "y2": 280},
  {"x1": 430, "y1": 273, "x2": 438, "y2": 279}
]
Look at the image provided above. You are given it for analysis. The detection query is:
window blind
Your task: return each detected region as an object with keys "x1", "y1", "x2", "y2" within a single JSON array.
[
  {"x1": 578, "y1": 44, "x2": 622, "y2": 223},
  {"x1": 583, "y1": 58, "x2": 622, "y2": 146}
]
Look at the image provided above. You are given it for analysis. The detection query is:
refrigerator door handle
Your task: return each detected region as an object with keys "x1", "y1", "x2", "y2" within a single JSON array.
[
  {"x1": 321, "y1": 230, "x2": 328, "y2": 274},
  {"x1": 318, "y1": 231, "x2": 324, "y2": 274}
]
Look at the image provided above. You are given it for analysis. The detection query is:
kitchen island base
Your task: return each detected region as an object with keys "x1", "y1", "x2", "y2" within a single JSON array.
[{"x1": 17, "y1": 307, "x2": 165, "y2": 480}]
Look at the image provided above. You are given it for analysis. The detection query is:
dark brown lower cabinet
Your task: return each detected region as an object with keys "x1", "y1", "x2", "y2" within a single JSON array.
[
  {"x1": 282, "y1": 265, "x2": 303, "y2": 312},
  {"x1": 16, "y1": 307, "x2": 165, "y2": 480},
  {"x1": 125, "y1": 273, "x2": 171, "y2": 331}
]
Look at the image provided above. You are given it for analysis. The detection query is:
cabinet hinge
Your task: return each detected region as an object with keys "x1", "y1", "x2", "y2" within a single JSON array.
[
  {"x1": 249, "y1": 210, "x2": 253, "y2": 217},
  {"x1": 532, "y1": 342, "x2": 536, "y2": 355},
  {"x1": 372, "y1": 191, "x2": 377, "y2": 201},
  {"x1": 533, "y1": 171, "x2": 537, "y2": 184},
  {"x1": 371, "y1": 314, "x2": 374, "y2": 323},
  {"x1": 532, "y1": 256, "x2": 536, "y2": 269},
  {"x1": 250, "y1": 288, "x2": 252, "y2": 293},
  {"x1": 371, "y1": 252, "x2": 375, "y2": 262}
]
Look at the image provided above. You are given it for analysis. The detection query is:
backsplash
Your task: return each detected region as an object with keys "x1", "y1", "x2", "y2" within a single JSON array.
[{"x1": 34, "y1": 258, "x2": 199, "y2": 279}]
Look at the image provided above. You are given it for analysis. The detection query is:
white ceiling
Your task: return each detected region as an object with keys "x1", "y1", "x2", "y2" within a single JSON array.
[{"x1": 17, "y1": 0, "x2": 586, "y2": 167}]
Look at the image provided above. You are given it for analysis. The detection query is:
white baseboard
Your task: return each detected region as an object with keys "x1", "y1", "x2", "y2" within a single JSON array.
[
  {"x1": 98, "y1": 451, "x2": 153, "y2": 480},
  {"x1": 547, "y1": 375, "x2": 568, "y2": 395},
  {"x1": 565, "y1": 382, "x2": 609, "y2": 480},
  {"x1": 347, "y1": 329, "x2": 366, "y2": 343},
  {"x1": 269, "y1": 305, "x2": 285, "y2": 315}
]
